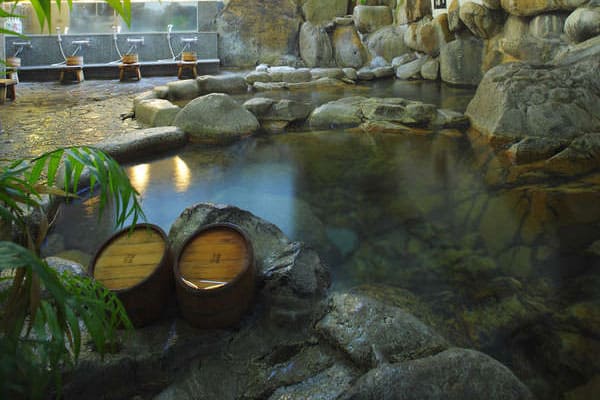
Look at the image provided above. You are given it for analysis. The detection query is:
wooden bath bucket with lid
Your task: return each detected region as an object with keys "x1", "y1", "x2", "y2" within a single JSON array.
[
  {"x1": 90, "y1": 224, "x2": 172, "y2": 327},
  {"x1": 174, "y1": 223, "x2": 256, "y2": 329},
  {"x1": 6, "y1": 57, "x2": 21, "y2": 67},
  {"x1": 121, "y1": 54, "x2": 139, "y2": 64},
  {"x1": 66, "y1": 55, "x2": 83, "y2": 66},
  {"x1": 181, "y1": 51, "x2": 197, "y2": 62}
]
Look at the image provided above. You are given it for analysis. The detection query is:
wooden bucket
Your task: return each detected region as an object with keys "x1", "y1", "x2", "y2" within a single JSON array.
[
  {"x1": 6, "y1": 57, "x2": 21, "y2": 67},
  {"x1": 174, "y1": 223, "x2": 256, "y2": 329},
  {"x1": 122, "y1": 54, "x2": 139, "y2": 64},
  {"x1": 182, "y1": 51, "x2": 197, "y2": 62},
  {"x1": 90, "y1": 224, "x2": 173, "y2": 327},
  {"x1": 66, "y1": 55, "x2": 83, "y2": 66}
]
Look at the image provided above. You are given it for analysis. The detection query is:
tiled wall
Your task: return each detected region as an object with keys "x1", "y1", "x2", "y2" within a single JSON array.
[{"x1": 4, "y1": 32, "x2": 218, "y2": 66}]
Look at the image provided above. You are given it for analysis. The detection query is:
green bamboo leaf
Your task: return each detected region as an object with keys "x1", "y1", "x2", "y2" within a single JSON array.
[
  {"x1": 45, "y1": 150, "x2": 64, "y2": 188},
  {"x1": 26, "y1": 157, "x2": 45, "y2": 186},
  {"x1": 28, "y1": 0, "x2": 51, "y2": 33}
]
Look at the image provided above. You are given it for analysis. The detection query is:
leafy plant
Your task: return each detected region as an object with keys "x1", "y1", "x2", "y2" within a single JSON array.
[{"x1": 1, "y1": 147, "x2": 145, "y2": 398}]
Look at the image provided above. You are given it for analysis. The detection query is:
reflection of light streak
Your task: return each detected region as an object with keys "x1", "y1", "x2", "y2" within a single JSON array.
[
  {"x1": 129, "y1": 163, "x2": 150, "y2": 195},
  {"x1": 173, "y1": 156, "x2": 191, "y2": 192}
]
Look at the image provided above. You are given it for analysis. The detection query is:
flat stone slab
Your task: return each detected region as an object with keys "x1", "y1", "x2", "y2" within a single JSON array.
[{"x1": 97, "y1": 126, "x2": 187, "y2": 163}]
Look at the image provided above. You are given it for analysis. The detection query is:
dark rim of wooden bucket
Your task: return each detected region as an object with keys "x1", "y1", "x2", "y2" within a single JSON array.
[
  {"x1": 89, "y1": 223, "x2": 169, "y2": 294},
  {"x1": 174, "y1": 222, "x2": 254, "y2": 295}
]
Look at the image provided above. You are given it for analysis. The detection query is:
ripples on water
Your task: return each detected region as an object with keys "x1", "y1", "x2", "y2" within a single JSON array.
[{"x1": 49, "y1": 80, "x2": 599, "y2": 400}]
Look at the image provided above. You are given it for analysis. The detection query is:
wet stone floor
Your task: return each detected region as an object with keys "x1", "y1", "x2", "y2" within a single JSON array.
[{"x1": 0, "y1": 77, "x2": 173, "y2": 160}]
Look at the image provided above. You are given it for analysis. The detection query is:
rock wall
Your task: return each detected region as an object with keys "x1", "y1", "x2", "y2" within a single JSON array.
[{"x1": 216, "y1": 0, "x2": 599, "y2": 89}]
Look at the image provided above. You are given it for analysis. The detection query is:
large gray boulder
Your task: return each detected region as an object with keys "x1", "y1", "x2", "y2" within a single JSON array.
[
  {"x1": 299, "y1": 22, "x2": 335, "y2": 67},
  {"x1": 496, "y1": 14, "x2": 567, "y2": 64},
  {"x1": 216, "y1": 0, "x2": 303, "y2": 66},
  {"x1": 529, "y1": 12, "x2": 568, "y2": 39},
  {"x1": 97, "y1": 126, "x2": 187, "y2": 163},
  {"x1": 440, "y1": 31, "x2": 484, "y2": 85},
  {"x1": 308, "y1": 96, "x2": 367, "y2": 129},
  {"x1": 134, "y1": 99, "x2": 180, "y2": 127},
  {"x1": 353, "y1": 5, "x2": 394, "y2": 35},
  {"x1": 465, "y1": 54, "x2": 600, "y2": 140},
  {"x1": 197, "y1": 74, "x2": 248, "y2": 94},
  {"x1": 166, "y1": 79, "x2": 199, "y2": 101},
  {"x1": 564, "y1": 6, "x2": 600, "y2": 43},
  {"x1": 364, "y1": 25, "x2": 411, "y2": 62},
  {"x1": 317, "y1": 293, "x2": 448, "y2": 369},
  {"x1": 302, "y1": 0, "x2": 349, "y2": 25},
  {"x1": 500, "y1": 0, "x2": 588, "y2": 16},
  {"x1": 404, "y1": 15, "x2": 453, "y2": 57},
  {"x1": 396, "y1": 0, "x2": 432, "y2": 25},
  {"x1": 332, "y1": 25, "x2": 368, "y2": 68},
  {"x1": 459, "y1": 1, "x2": 506, "y2": 39},
  {"x1": 339, "y1": 348, "x2": 534, "y2": 400},
  {"x1": 395, "y1": 55, "x2": 430, "y2": 79},
  {"x1": 173, "y1": 93, "x2": 259, "y2": 144}
]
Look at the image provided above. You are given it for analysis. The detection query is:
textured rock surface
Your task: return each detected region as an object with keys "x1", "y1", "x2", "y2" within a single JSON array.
[
  {"x1": 460, "y1": 1, "x2": 506, "y2": 39},
  {"x1": 465, "y1": 55, "x2": 600, "y2": 140},
  {"x1": 302, "y1": 0, "x2": 349, "y2": 25},
  {"x1": 317, "y1": 293, "x2": 448, "y2": 368},
  {"x1": 299, "y1": 22, "x2": 335, "y2": 67},
  {"x1": 564, "y1": 6, "x2": 600, "y2": 43},
  {"x1": 332, "y1": 25, "x2": 368, "y2": 68},
  {"x1": 440, "y1": 31, "x2": 484, "y2": 85},
  {"x1": 97, "y1": 126, "x2": 187, "y2": 163},
  {"x1": 339, "y1": 348, "x2": 534, "y2": 400},
  {"x1": 395, "y1": 55, "x2": 430, "y2": 79},
  {"x1": 197, "y1": 74, "x2": 248, "y2": 94},
  {"x1": 309, "y1": 96, "x2": 464, "y2": 130},
  {"x1": 353, "y1": 5, "x2": 393, "y2": 34},
  {"x1": 216, "y1": 0, "x2": 302, "y2": 66},
  {"x1": 500, "y1": 0, "x2": 587, "y2": 17},
  {"x1": 134, "y1": 99, "x2": 180, "y2": 127},
  {"x1": 364, "y1": 25, "x2": 410, "y2": 62},
  {"x1": 173, "y1": 94, "x2": 259, "y2": 143},
  {"x1": 396, "y1": 0, "x2": 432, "y2": 25},
  {"x1": 166, "y1": 79, "x2": 199, "y2": 100},
  {"x1": 495, "y1": 14, "x2": 567, "y2": 64},
  {"x1": 404, "y1": 15, "x2": 453, "y2": 56}
]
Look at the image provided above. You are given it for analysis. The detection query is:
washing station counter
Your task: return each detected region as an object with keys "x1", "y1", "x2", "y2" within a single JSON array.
[{"x1": 2, "y1": 0, "x2": 223, "y2": 81}]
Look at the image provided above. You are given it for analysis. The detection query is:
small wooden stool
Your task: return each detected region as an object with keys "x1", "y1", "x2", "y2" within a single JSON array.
[
  {"x1": 177, "y1": 61, "x2": 198, "y2": 79},
  {"x1": 119, "y1": 63, "x2": 142, "y2": 81},
  {"x1": 60, "y1": 66, "x2": 85, "y2": 83},
  {"x1": 6, "y1": 68, "x2": 19, "y2": 83},
  {"x1": 0, "y1": 79, "x2": 17, "y2": 104}
]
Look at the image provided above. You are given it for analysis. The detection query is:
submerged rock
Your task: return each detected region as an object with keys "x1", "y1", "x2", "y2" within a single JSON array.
[
  {"x1": 317, "y1": 293, "x2": 448, "y2": 368},
  {"x1": 339, "y1": 348, "x2": 534, "y2": 400}
]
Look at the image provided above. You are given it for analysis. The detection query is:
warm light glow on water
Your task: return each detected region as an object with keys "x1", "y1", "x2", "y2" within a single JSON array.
[
  {"x1": 129, "y1": 163, "x2": 150, "y2": 195},
  {"x1": 173, "y1": 156, "x2": 191, "y2": 193}
]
